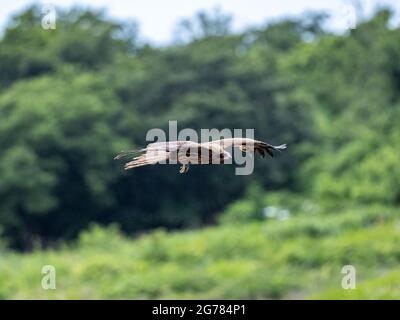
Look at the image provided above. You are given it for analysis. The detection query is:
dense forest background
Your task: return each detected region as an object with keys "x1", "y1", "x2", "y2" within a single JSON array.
[{"x1": 0, "y1": 4, "x2": 399, "y2": 299}]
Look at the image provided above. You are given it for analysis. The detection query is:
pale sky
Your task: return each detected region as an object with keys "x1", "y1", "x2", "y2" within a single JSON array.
[{"x1": 0, "y1": 0, "x2": 398, "y2": 44}]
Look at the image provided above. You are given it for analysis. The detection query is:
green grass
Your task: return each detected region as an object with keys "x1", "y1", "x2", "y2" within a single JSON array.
[
  {"x1": 312, "y1": 270, "x2": 400, "y2": 299},
  {"x1": 0, "y1": 206, "x2": 399, "y2": 299}
]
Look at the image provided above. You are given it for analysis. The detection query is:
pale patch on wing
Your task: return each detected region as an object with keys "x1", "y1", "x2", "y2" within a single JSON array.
[{"x1": 124, "y1": 150, "x2": 170, "y2": 170}]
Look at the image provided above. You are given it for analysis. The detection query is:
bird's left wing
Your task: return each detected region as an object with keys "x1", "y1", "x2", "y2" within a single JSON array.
[{"x1": 210, "y1": 138, "x2": 287, "y2": 158}]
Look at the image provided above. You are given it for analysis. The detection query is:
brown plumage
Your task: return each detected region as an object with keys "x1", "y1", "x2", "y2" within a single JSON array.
[{"x1": 114, "y1": 138, "x2": 287, "y2": 173}]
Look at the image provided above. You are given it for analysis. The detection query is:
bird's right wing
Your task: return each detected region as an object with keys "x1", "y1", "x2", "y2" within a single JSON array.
[
  {"x1": 124, "y1": 150, "x2": 170, "y2": 170},
  {"x1": 114, "y1": 141, "x2": 198, "y2": 160},
  {"x1": 120, "y1": 141, "x2": 203, "y2": 170}
]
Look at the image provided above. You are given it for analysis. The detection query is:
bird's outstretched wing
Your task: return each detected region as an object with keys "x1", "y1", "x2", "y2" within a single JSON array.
[
  {"x1": 114, "y1": 141, "x2": 197, "y2": 160},
  {"x1": 209, "y1": 138, "x2": 287, "y2": 158},
  {"x1": 123, "y1": 150, "x2": 170, "y2": 170},
  {"x1": 114, "y1": 140, "x2": 204, "y2": 170}
]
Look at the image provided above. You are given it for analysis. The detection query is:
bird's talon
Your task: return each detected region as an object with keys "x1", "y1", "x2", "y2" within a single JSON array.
[{"x1": 179, "y1": 164, "x2": 189, "y2": 173}]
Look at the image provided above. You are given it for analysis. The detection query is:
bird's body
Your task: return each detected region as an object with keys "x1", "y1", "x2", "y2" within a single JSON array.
[{"x1": 114, "y1": 138, "x2": 286, "y2": 173}]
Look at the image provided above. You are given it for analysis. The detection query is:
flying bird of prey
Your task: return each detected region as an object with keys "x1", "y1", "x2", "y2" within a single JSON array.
[{"x1": 114, "y1": 138, "x2": 287, "y2": 173}]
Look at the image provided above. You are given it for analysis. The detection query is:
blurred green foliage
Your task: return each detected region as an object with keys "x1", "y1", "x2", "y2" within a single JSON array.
[
  {"x1": 0, "y1": 5, "x2": 319, "y2": 248},
  {"x1": 0, "y1": 206, "x2": 398, "y2": 299},
  {"x1": 1, "y1": 5, "x2": 398, "y2": 249},
  {"x1": 0, "y1": 4, "x2": 400, "y2": 299}
]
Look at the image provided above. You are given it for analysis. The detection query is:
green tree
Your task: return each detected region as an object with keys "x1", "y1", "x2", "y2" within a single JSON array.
[{"x1": 0, "y1": 69, "x2": 126, "y2": 248}]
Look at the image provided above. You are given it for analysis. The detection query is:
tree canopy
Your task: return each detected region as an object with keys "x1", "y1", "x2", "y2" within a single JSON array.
[{"x1": 0, "y1": 5, "x2": 399, "y2": 249}]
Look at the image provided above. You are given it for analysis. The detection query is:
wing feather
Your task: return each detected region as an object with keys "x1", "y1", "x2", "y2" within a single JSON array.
[
  {"x1": 209, "y1": 138, "x2": 287, "y2": 158},
  {"x1": 124, "y1": 151, "x2": 170, "y2": 170}
]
